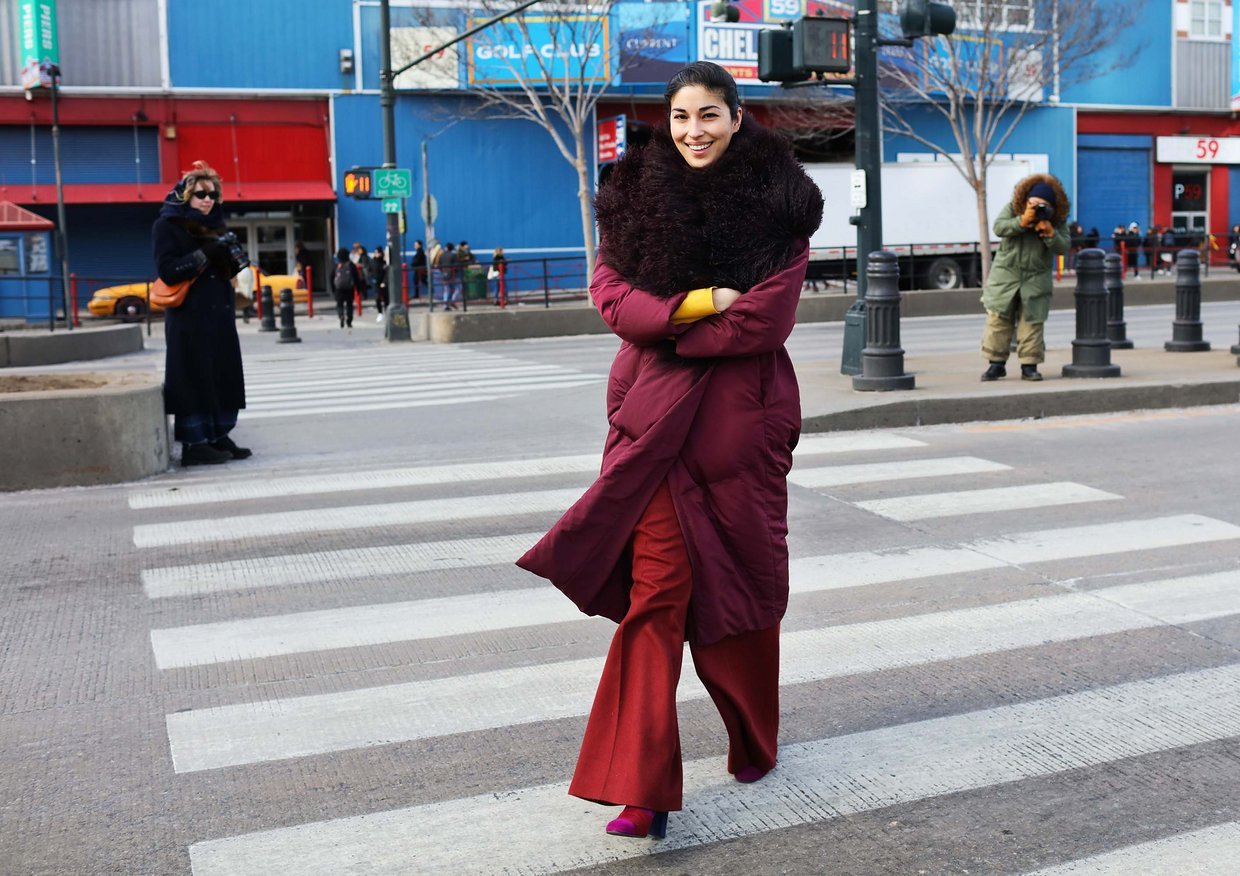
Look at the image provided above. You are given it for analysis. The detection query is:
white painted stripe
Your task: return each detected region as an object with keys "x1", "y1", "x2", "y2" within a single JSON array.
[
  {"x1": 141, "y1": 532, "x2": 543, "y2": 598},
  {"x1": 165, "y1": 571, "x2": 1240, "y2": 770},
  {"x1": 246, "y1": 366, "x2": 592, "y2": 397},
  {"x1": 789, "y1": 456, "x2": 1010, "y2": 488},
  {"x1": 793, "y1": 432, "x2": 926, "y2": 455},
  {"x1": 133, "y1": 489, "x2": 581, "y2": 548},
  {"x1": 246, "y1": 375, "x2": 604, "y2": 411},
  {"x1": 854, "y1": 482, "x2": 1121, "y2": 521},
  {"x1": 789, "y1": 515, "x2": 1240, "y2": 592},
  {"x1": 187, "y1": 665, "x2": 1240, "y2": 875},
  {"x1": 240, "y1": 389, "x2": 605, "y2": 420},
  {"x1": 1023, "y1": 822, "x2": 1240, "y2": 875},
  {"x1": 130, "y1": 456, "x2": 600, "y2": 509},
  {"x1": 152, "y1": 585, "x2": 586, "y2": 669}
]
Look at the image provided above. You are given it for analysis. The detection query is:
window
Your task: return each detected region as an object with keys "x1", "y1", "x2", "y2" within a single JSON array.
[
  {"x1": 954, "y1": 0, "x2": 1035, "y2": 33},
  {"x1": 1189, "y1": 0, "x2": 1223, "y2": 38}
]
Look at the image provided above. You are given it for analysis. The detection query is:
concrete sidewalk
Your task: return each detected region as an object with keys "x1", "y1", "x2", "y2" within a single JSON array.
[{"x1": 797, "y1": 343, "x2": 1240, "y2": 432}]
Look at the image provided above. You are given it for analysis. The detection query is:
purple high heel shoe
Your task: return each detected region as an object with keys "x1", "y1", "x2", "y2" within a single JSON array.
[
  {"x1": 734, "y1": 766, "x2": 768, "y2": 783},
  {"x1": 605, "y1": 806, "x2": 669, "y2": 839}
]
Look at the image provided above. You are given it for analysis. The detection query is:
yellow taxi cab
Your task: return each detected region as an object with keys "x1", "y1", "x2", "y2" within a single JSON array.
[{"x1": 86, "y1": 274, "x2": 307, "y2": 321}]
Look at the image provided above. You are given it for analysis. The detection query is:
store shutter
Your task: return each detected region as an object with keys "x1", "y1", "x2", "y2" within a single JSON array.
[{"x1": 1077, "y1": 143, "x2": 1151, "y2": 240}]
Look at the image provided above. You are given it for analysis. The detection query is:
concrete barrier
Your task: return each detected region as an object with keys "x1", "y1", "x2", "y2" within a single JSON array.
[
  {"x1": 1, "y1": 324, "x2": 144, "y2": 368},
  {"x1": 0, "y1": 372, "x2": 169, "y2": 491}
]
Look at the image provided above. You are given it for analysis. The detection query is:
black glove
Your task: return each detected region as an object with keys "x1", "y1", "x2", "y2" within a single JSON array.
[{"x1": 199, "y1": 238, "x2": 227, "y2": 261}]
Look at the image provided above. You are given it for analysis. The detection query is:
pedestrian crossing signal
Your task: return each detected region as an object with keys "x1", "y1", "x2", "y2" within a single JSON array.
[{"x1": 343, "y1": 168, "x2": 373, "y2": 200}]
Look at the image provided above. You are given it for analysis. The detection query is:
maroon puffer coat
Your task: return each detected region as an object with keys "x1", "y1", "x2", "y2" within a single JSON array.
[{"x1": 516, "y1": 241, "x2": 807, "y2": 646}]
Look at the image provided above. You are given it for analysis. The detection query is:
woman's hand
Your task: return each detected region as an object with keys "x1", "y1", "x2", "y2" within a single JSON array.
[
  {"x1": 712, "y1": 287, "x2": 742, "y2": 311},
  {"x1": 1035, "y1": 219, "x2": 1054, "y2": 238},
  {"x1": 1020, "y1": 202, "x2": 1038, "y2": 228}
]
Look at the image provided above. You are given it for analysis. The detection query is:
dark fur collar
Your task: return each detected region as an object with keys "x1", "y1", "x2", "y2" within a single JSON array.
[{"x1": 595, "y1": 116, "x2": 823, "y2": 298}]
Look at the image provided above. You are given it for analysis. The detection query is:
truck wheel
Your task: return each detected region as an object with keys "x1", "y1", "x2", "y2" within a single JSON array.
[
  {"x1": 116, "y1": 296, "x2": 147, "y2": 322},
  {"x1": 925, "y1": 257, "x2": 963, "y2": 290}
]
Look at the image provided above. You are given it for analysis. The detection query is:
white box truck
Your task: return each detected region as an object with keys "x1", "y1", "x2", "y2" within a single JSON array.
[{"x1": 803, "y1": 156, "x2": 1047, "y2": 289}]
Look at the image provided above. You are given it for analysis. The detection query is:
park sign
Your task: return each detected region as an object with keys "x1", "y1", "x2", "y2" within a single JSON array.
[{"x1": 18, "y1": 0, "x2": 59, "y2": 90}]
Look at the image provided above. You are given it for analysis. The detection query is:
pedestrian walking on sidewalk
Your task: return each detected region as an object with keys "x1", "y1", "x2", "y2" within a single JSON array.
[
  {"x1": 518, "y1": 60, "x2": 822, "y2": 843},
  {"x1": 980, "y1": 173, "x2": 1070, "y2": 382},
  {"x1": 331, "y1": 247, "x2": 358, "y2": 328},
  {"x1": 369, "y1": 247, "x2": 388, "y2": 318},
  {"x1": 153, "y1": 160, "x2": 252, "y2": 466}
]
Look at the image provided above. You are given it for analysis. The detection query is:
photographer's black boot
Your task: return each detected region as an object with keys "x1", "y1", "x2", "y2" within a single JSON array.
[
  {"x1": 981, "y1": 362, "x2": 1007, "y2": 382},
  {"x1": 1021, "y1": 364, "x2": 1043, "y2": 382}
]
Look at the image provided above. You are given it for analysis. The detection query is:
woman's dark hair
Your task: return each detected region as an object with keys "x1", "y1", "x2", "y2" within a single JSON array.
[
  {"x1": 664, "y1": 62, "x2": 740, "y2": 119},
  {"x1": 336, "y1": 247, "x2": 349, "y2": 261}
]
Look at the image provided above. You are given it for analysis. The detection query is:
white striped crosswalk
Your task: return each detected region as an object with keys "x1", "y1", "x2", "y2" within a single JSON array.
[
  {"x1": 127, "y1": 428, "x2": 1240, "y2": 874},
  {"x1": 238, "y1": 346, "x2": 605, "y2": 419}
]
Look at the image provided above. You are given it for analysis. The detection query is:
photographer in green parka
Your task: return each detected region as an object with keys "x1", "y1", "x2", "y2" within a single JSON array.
[{"x1": 980, "y1": 174, "x2": 1070, "y2": 382}]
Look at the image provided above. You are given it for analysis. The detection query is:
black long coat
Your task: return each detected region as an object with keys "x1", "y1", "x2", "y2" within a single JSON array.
[{"x1": 153, "y1": 215, "x2": 246, "y2": 416}]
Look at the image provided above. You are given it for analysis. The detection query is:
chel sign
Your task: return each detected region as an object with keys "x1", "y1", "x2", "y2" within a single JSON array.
[{"x1": 19, "y1": 0, "x2": 59, "y2": 90}]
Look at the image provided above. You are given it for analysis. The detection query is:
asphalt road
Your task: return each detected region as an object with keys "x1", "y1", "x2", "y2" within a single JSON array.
[{"x1": 1, "y1": 311, "x2": 1238, "y2": 874}]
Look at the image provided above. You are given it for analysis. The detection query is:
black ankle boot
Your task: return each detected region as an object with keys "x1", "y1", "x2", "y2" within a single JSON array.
[
  {"x1": 182, "y1": 443, "x2": 231, "y2": 466},
  {"x1": 1021, "y1": 364, "x2": 1043, "y2": 382},
  {"x1": 209, "y1": 435, "x2": 253, "y2": 459},
  {"x1": 981, "y1": 362, "x2": 1007, "y2": 382}
]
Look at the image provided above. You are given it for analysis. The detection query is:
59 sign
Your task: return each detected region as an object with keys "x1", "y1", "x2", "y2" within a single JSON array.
[{"x1": 1155, "y1": 136, "x2": 1238, "y2": 165}]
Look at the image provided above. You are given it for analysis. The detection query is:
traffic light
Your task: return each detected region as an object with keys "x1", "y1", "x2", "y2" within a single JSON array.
[
  {"x1": 793, "y1": 17, "x2": 852, "y2": 74},
  {"x1": 758, "y1": 27, "x2": 811, "y2": 84},
  {"x1": 900, "y1": 0, "x2": 956, "y2": 37},
  {"x1": 343, "y1": 167, "x2": 374, "y2": 200}
]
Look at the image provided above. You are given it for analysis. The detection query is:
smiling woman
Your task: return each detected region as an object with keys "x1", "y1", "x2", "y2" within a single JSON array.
[{"x1": 518, "y1": 61, "x2": 823, "y2": 843}]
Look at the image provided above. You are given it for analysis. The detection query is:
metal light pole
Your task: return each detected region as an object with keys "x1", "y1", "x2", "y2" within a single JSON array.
[
  {"x1": 377, "y1": 0, "x2": 543, "y2": 339},
  {"x1": 839, "y1": 0, "x2": 882, "y2": 374},
  {"x1": 378, "y1": 0, "x2": 411, "y2": 340},
  {"x1": 49, "y1": 64, "x2": 72, "y2": 330}
]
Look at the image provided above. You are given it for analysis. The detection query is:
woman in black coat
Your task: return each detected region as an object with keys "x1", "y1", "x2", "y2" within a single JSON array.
[{"x1": 153, "y1": 161, "x2": 251, "y2": 466}]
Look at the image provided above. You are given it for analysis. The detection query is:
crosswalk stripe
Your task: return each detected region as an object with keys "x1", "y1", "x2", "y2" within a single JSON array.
[
  {"x1": 185, "y1": 664, "x2": 1240, "y2": 875},
  {"x1": 1022, "y1": 822, "x2": 1240, "y2": 875},
  {"x1": 141, "y1": 532, "x2": 544, "y2": 598},
  {"x1": 151, "y1": 585, "x2": 585, "y2": 669},
  {"x1": 132, "y1": 489, "x2": 581, "y2": 548},
  {"x1": 239, "y1": 387, "x2": 601, "y2": 420},
  {"x1": 245, "y1": 375, "x2": 604, "y2": 411},
  {"x1": 244, "y1": 364, "x2": 587, "y2": 399},
  {"x1": 164, "y1": 570, "x2": 1240, "y2": 771},
  {"x1": 130, "y1": 431, "x2": 925, "y2": 510},
  {"x1": 854, "y1": 482, "x2": 1121, "y2": 521},
  {"x1": 789, "y1": 456, "x2": 1010, "y2": 487},
  {"x1": 792, "y1": 432, "x2": 927, "y2": 454},
  {"x1": 789, "y1": 514, "x2": 1240, "y2": 590},
  {"x1": 130, "y1": 456, "x2": 600, "y2": 509}
]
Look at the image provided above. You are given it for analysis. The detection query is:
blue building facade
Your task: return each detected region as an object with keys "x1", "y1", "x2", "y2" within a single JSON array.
[{"x1": 1, "y1": 0, "x2": 1237, "y2": 319}]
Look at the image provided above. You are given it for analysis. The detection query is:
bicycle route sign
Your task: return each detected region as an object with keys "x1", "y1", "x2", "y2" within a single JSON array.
[{"x1": 371, "y1": 168, "x2": 413, "y2": 199}]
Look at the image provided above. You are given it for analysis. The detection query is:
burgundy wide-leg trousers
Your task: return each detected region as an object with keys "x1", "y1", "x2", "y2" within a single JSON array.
[{"x1": 568, "y1": 482, "x2": 780, "y2": 813}]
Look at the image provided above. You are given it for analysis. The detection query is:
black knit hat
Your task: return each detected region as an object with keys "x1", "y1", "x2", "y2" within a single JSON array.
[{"x1": 1029, "y1": 181, "x2": 1056, "y2": 205}]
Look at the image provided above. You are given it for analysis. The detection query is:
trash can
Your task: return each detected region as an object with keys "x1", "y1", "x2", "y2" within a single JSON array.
[{"x1": 464, "y1": 264, "x2": 488, "y2": 300}]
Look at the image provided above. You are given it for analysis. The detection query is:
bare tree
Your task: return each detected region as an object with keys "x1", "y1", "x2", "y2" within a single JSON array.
[
  {"x1": 425, "y1": 0, "x2": 682, "y2": 278},
  {"x1": 879, "y1": 0, "x2": 1137, "y2": 281}
]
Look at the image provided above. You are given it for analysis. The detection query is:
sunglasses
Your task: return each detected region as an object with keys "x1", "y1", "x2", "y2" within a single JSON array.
[{"x1": 191, "y1": 189, "x2": 220, "y2": 200}]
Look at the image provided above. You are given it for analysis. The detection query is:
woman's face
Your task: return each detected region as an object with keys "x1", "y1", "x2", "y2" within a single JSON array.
[
  {"x1": 669, "y1": 85, "x2": 741, "y2": 169},
  {"x1": 188, "y1": 180, "x2": 219, "y2": 216}
]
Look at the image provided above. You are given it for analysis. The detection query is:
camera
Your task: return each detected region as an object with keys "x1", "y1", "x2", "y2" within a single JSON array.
[
  {"x1": 1033, "y1": 202, "x2": 1054, "y2": 221},
  {"x1": 217, "y1": 231, "x2": 250, "y2": 273}
]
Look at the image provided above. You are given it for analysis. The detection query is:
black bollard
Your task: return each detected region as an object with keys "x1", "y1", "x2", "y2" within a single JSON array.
[
  {"x1": 277, "y1": 288, "x2": 301, "y2": 344},
  {"x1": 1062, "y1": 248, "x2": 1120, "y2": 378},
  {"x1": 852, "y1": 250, "x2": 915, "y2": 391},
  {"x1": 1229, "y1": 324, "x2": 1240, "y2": 358},
  {"x1": 1104, "y1": 252, "x2": 1133, "y2": 350},
  {"x1": 259, "y1": 285, "x2": 277, "y2": 333},
  {"x1": 1164, "y1": 250, "x2": 1210, "y2": 351}
]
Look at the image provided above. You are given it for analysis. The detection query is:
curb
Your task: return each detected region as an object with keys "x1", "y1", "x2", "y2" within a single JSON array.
[
  {"x1": 802, "y1": 376, "x2": 1240, "y2": 433},
  {"x1": 1, "y1": 324, "x2": 145, "y2": 368}
]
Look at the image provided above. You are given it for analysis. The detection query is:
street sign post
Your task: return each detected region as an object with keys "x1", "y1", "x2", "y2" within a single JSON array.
[{"x1": 372, "y1": 168, "x2": 413, "y2": 199}]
